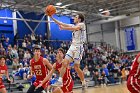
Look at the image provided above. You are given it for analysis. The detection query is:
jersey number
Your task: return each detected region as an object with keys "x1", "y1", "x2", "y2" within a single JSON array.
[{"x1": 35, "y1": 70, "x2": 42, "y2": 75}]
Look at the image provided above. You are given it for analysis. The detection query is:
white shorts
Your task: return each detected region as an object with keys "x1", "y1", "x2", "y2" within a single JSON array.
[{"x1": 65, "y1": 44, "x2": 84, "y2": 64}]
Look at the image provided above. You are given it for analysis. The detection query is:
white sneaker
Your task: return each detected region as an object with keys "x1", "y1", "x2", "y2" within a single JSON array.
[{"x1": 82, "y1": 82, "x2": 88, "y2": 93}]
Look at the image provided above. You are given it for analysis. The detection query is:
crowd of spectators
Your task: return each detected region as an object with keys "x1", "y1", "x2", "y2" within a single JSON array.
[{"x1": 0, "y1": 33, "x2": 134, "y2": 86}]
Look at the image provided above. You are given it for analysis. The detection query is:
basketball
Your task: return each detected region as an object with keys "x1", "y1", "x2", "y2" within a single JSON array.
[{"x1": 45, "y1": 5, "x2": 56, "y2": 16}]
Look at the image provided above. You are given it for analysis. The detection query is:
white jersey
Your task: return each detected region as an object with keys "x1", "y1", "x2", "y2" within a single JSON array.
[{"x1": 72, "y1": 23, "x2": 86, "y2": 44}]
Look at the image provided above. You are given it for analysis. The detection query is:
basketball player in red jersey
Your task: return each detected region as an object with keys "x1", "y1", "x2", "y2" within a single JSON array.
[
  {"x1": 27, "y1": 45, "x2": 52, "y2": 93},
  {"x1": 127, "y1": 53, "x2": 140, "y2": 93},
  {"x1": 36, "y1": 48, "x2": 74, "y2": 93},
  {"x1": 0, "y1": 55, "x2": 11, "y2": 93}
]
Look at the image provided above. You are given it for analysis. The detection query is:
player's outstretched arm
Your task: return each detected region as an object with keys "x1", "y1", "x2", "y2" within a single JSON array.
[
  {"x1": 43, "y1": 58, "x2": 53, "y2": 71},
  {"x1": 59, "y1": 25, "x2": 81, "y2": 31},
  {"x1": 28, "y1": 60, "x2": 34, "y2": 78},
  {"x1": 36, "y1": 63, "x2": 56, "y2": 89},
  {"x1": 5, "y1": 70, "x2": 10, "y2": 81},
  {"x1": 50, "y1": 16, "x2": 71, "y2": 27}
]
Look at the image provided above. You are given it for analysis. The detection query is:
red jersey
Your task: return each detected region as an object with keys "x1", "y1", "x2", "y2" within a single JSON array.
[
  {"x1": 129, "y1": 53, "x2": 140, "y2": 78},
  {"x1": 31, "y1": 56, "x2": 48, "y2": 80},
  {"x1": 0, "y1": 65, "x2": 8, "y2": 77},
  {"x1": 0, "y1": 64, "x2": 8, "y2": 89},
  {"x1": 55, "y1": 61, "x2": 72, "y2": 81},
  {"x1": 55, "y1": 61, "x2": 74, "y2": 92}
]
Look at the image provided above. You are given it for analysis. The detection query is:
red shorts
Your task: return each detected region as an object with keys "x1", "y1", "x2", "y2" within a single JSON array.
[
  {"x1": 33, "y1": 80, "x2": 50, "y2": 89},
  {"x1": 127, "y1": 76, "x2": 140, "y2": 93},
  {"x1": 61, "y1": 79, "x2": 74, "y2": 93},
  {"x1": 0, "y1": 79, "x2": 5, "y2": 89}
]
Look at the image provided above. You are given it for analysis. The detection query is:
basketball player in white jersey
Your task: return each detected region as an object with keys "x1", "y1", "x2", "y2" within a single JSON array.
[{"x1": 49, "y1": 13, "x2": 87, "y2": 92}]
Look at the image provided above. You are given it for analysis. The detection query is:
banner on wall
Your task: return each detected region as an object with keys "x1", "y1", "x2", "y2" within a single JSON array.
[{"x1": 125, "y1": 27, "x2": 136, "y2": 51}]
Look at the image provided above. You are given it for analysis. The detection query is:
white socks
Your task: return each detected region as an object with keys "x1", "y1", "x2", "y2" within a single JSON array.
[{"x1": 82, "y1": 80, "x2": 86, "y2": 85}]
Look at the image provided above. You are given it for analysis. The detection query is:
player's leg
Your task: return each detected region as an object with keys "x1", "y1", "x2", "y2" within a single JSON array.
[
  {"x1": 0, "y1": 88, "x2": 7, "y2": 93},
  {"x1": 74, "y1": 62, "x2": 85, "y2": 85},
  {"x1": 34, "y1": 80, "x2": 50, "y2": 93},
  {"x1": 59, "y1": 46, "x2": 74, "y2": 78},
  {"x1": 127, "y1": 76, "x2": 140, "y2": 93},
  {"x1": 73, "y1": 46, "x2": 87, "y2": 93},
  {"x1": 53, "y1": 87, "x2": 63, "y2": 93},
  {"x1": 73, "y1": 46, "x2": 85, "y2": 85},
  {"x1": 53, "y1": 47, "x2": 73, "y2": 86},
  {"x1": 27, "y1": 84, "x2": 36, "y2": 93},
  {"x1": 34, "y1": 86, "x2": 44, "y2": 93},
  {"x1": 52, "y1": 58, "x2": 71, "y2": 87},
  {"x1": 59, "y1": 58, "x2": 70, "y2": 77}
]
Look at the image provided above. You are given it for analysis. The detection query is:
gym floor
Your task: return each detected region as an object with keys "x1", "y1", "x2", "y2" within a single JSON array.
[{"x1": 73, "y1": 83, "x2": 130, "y2": 93}]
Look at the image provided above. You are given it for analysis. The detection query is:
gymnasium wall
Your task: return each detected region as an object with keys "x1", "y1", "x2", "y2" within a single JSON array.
[
  {"x1": 119, "y1": 16, "x2": 140, "y2": 51},
  {"x1": 0, "y1": 9, "x2": 14, "y2": 44},
  {"x1": 16, "y1": 11, "x2": 47, "y2": 38},
  {"x1": 49, "y1": 15, "x2": 72, "y2": 40},
  {"x1": 87, "y1": 22, "x2": 116, "y2": 46}
]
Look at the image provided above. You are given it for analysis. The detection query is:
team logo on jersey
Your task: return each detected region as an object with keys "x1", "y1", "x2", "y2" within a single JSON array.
[{"x1": 34, "y1": 65, "x2": 41, "y2": 69}]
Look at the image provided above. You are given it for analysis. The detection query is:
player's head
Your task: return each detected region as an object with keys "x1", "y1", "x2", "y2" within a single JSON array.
[
  {"x1": 57, "y1": 48, "x2": 65, "y2": 59},
  {"x1": 0, "y1": 55, "x2": 6, "y2": 65},
  {"x1": 74, "y1": 13, "x2": 85, "y2": 23},
  {"x1": 33, "y1": 45, "x2": 41, "y2": 57}
]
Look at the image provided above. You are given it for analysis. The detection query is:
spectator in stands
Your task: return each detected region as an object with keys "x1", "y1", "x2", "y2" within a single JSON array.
[
  {"x1": 43, "y1": 33, "x2": 48, "y2": 46},
  {"x1": 61, "y1": 41, "x2": 67, "y2": 51},
  {"x1": 12, "y1": 58, "x2": 19, "y2": 70},
  {"x1": 14, "y1": 32, "x2": 19, "y2": 45},
  {"x1": 83, "y1": 65, "x2": 90, "y2": 77},
  {"x1": 22, "y1": 40, "x2": 26, "y2": 49},
  {"x1": 11, "y1": 45, "x2": 18, "y2": 59},
  {"x1": 3, "y1": 38, "x2": 9, "y2": 49},
  {"x1": 15, "y1": 63, "x2": 27, "y2": 80},
  {"x1": 18, "y1": 49, "x2": 24, "y2": 60},
  {"x1": 92, "y1": 71, "x2": 102, "y2": 86},
  {"x1": 39, "y1": 35, "x2": 43, "y2": 43},
  {"x1": 49, "y1": 51, "x2": 56, "y2": 64},
  {"x1": 24, "y1": 50, "x2": 31, "y2": 60},
  {"x1": 27, "y1": 34, "x2": 31, "y2": 42},
  {"x1": 0, "y1": 45, "x2": 6, "y2": 55},
  {"x1": 107, "y1": 60, "x2": 115, "y2": 71},
  {"x1": 102, "y1": 64, "x2": 109, "y2": 85},
  {"x1": 0, "y1": 43, "x2": 2, "y2": 48},
  {"x1": 35, "y1": 34, "x2": 39, "y2": 43},
  {"x1": 1, "y1": 33, "x2": 5, "y2": 44},
  {"x1": 31, "y1": 33, "x2": 36, "y2": 43},
  {"x1": 26, "y1": 42, "x2": 32, "y2": 51}
]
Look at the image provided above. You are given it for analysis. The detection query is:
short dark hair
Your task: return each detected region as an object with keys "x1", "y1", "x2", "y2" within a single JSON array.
[
  {"x1": 77, "y1": 13, "x2": 85, "y2": 22},
  {"x1": 58, "y1": 48, "x2": 65, "y2": 54},
  {"x1": 0, "y1": 55, "x2": 6, "y2": 60},
  {"x1": 33, "y1": 45, "x2": 41, "y2": 51}
]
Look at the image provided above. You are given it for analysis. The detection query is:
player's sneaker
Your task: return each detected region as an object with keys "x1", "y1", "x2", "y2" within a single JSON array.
[{"x1": 82, "y1": 82, "x2": 88, "y2": 93}]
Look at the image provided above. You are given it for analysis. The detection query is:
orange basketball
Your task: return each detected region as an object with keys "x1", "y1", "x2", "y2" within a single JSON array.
[{"x1": 45, "y1": 5, "x2": 56, "y2": 16}]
